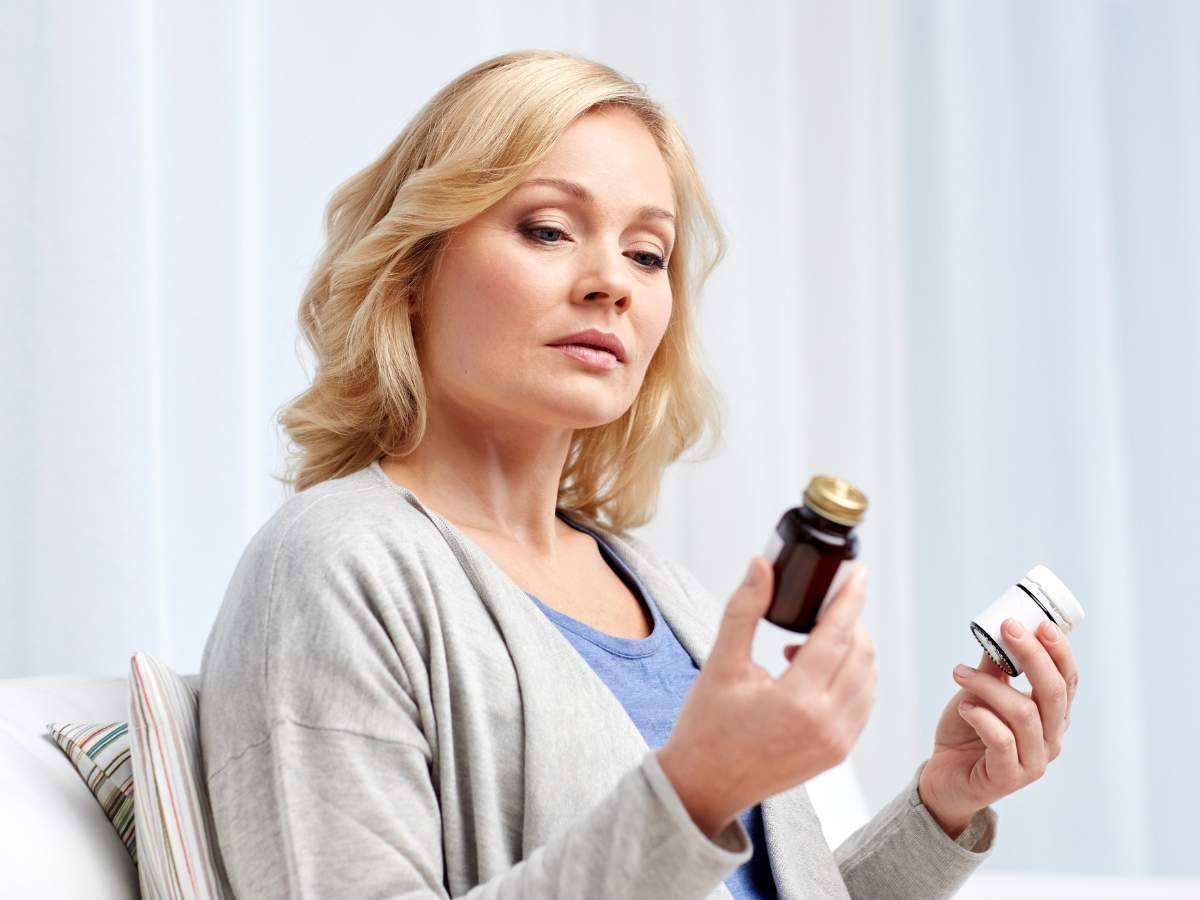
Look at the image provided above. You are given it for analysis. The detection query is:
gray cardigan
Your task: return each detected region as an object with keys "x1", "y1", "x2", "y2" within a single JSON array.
[{"x1": 199, "y1": 461, "x2": 997, "y2": 899}]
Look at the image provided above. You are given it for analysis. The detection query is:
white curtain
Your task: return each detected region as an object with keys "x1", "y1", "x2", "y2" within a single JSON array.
[
  {"x1": 890, "y1": 0, "x2": 1200, "y2": 881},
  {"x1": 4, "y1": 0, "x2": 1197, "y2": 887}
]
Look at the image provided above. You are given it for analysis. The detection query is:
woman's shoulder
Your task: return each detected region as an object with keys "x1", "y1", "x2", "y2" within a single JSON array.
[
  {"x1": 246, "y1": 462, "x2": 444, "y2": 573},
  {"x1": 200, "y1": 463, "x2": 442, "y2": 771},
  {"x1": 203, "y1": 462, "x2": 451, "y2": 654},
  {"x1": 203, "y1": 463, "x2": 450, "y2": 674}
]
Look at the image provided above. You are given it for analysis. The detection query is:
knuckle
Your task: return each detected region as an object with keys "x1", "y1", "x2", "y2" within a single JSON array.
[
  {"x1": 832, "y1": 625, "x2": 853, "y2": 648},
  {"x1": 1016, "y1": 700, "x2": 1040, "y2": 727},
  {"x1": 792, "y1": 692, "x2": 826, "y2": 728},
  {"x1": 811, "y1": 708, "x2": 845, "y2": 754},
  {"x1": 1066, "y1": 672, "x2": 1080, "y2": 694},
  {"x1": 815, "y1": 720, "x2": 843, "y2": 757},
  {"x1": 999, "y1": 731, "x2": 1017, "y2": 754}
]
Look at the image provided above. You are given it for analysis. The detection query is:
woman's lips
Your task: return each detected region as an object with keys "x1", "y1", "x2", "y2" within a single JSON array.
[{"x1": 551, "y1": 343, "x2": 622, "y2": 371}]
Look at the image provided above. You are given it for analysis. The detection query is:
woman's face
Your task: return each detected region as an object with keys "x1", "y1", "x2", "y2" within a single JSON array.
[{"x1": 415, "y1": 107, "x2": 676, "y2": 435}]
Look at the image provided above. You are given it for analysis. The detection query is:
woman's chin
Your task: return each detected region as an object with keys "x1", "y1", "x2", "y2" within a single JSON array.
[{"x1": 536, "y1": 398, "x2": 633, "y2": 431}]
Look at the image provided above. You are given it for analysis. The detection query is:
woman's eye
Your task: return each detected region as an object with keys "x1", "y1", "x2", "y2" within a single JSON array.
[
  {"x1": 630, "y1": 250, "x2": 668, "y2": 271},
  {"x1": 524, "y1": 225, "x2": 566, "y2": 243},
  {"x1": 523, "y1": 224, "x2": 667, "y2": 272}
]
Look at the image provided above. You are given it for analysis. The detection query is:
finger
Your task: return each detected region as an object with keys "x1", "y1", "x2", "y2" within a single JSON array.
[
  {"x1": 953, "y1": 664, "x2": 1047, "y2": 774},
  {"x1": 829, "y1": 619, "x2": 875, "y2": 701},
  {"x1": 1000, "y1": 618, "x2": 1069, "y2": 755},
  {"x1": 838, "y1": 656, "x2": 877, "y2": 748},
  {"x1": 784, "y1": 619, "x2": 871, "y2": 670},
  {"x1": 815, "y1": 563, "x2": 868, "y2": 630},
  {"x1": 957, "y1": 700, "x2": 1022, "y2": 785},
  {"x1": 1034, "y1": 620, "x2": 1080, "y2": 709},
  {"x1": 780, "y1": 565, "x2": 867, "y2": 690},
  {"x1": 977, "y1": 649, "x2": 1011, "y2": 686},
  {"x1": 710, "y1": 556, "x2": 774, "y2": 669}
]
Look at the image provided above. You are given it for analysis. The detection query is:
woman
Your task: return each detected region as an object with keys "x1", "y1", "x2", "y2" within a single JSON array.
[{"x1": 200, "y1": 50, "x2": 1080, "y2": 899}]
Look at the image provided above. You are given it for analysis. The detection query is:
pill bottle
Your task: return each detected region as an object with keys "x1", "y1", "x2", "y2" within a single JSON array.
[
  {"x1": 970, "y1": 565, "x2": 1085, "y2": 676},
  {"x1": 761, "y1": 475, "x2": 869, "y2": 634}
]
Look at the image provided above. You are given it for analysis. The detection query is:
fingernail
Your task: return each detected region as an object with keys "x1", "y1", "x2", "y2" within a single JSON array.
[
  {"x1": 857, "y1": 565, "x2": 869, "y2": 587},
  {"x1": 1004, "y1": 618, "x2": 1026, "y2": 638},
  {"x1": 743, "y1": 558, "x2": 758, "y2": 588},
  {"x1": 1040, "y1": 622, "x2": 1062, "y2": 642},
  {"x1": 954, "y1": 664, "x2": 973, "y2": 679},
  {"x1": 959, "y1": 700, "x2": 976, "y2": 713}
]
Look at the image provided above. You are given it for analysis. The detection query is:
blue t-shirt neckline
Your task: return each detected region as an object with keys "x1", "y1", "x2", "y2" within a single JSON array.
[{"x1": 523, "y1": 510, "x2": 666, "y2": 659}]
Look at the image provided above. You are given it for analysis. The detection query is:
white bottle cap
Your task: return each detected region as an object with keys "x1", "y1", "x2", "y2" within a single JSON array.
[
  {"x1": 1022, "y1": 564, "x2": 1085, "y2": 631},
  {"x1": 970, "y1": 564, "x2": 1084, "y2": 677}
]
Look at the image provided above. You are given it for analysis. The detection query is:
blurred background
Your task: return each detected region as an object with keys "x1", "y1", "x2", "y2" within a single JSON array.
[{"x1": 3, "y1": 1, "x2": 1197, "y2": 895}]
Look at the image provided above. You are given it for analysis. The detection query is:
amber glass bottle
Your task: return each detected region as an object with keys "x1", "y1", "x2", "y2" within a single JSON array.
[{"x1": 763, "y1": 475, "x2": 869, "y2": 634}]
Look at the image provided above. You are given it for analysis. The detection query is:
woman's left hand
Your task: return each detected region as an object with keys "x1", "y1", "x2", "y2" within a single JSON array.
[{"x1": 918, "y1": 617, "x2": 1080, "y2": 837}]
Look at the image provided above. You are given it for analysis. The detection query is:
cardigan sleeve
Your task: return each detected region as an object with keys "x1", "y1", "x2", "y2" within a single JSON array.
[{"x1": 834, "y1": 758, "x2": 998, "y2": 899}]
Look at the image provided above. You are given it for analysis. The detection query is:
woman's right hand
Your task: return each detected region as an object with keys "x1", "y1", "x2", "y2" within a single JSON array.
[{"x1": 657, "y1": 556, "x2": 876, "y2": 839}]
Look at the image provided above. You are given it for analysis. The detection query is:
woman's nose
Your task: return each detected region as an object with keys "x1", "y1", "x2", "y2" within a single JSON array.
[
  {"x1": 577, "y1": 250, "x2": 632, "y2": 309},
  {"x1": 582, "y1": 287, "x2": 630, "y2": 309}
]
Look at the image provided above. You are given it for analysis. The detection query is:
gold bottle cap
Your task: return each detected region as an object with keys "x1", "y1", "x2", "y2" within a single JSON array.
[{"x1": 804, "y1": 475, "x2": 869, "y2": 527}]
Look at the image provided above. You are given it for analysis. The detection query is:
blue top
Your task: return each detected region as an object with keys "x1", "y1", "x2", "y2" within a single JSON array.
[{"x1": 524, "y1": 511, "x2": 779, "y2": 900}]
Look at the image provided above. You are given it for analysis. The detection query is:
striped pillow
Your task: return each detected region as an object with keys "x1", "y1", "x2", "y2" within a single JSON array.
[
  {"x1": 129, "y1": 652, "x2": 233, "y2": 899},
  {"x1": 46, "y1": 721, "x2": 137, "y2": 861}
]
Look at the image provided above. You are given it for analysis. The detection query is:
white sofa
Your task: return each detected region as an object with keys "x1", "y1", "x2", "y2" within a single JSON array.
[
  {"x1": 0, "y1": 674, "x2": 194, "y2": 899},
  {"x1": 0, "y1": 673, "x2": 872, "y2": 899}
]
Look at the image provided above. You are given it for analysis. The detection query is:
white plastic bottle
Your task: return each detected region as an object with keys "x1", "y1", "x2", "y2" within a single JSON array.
[{"x1": 970, "y1": 565, "x2": 1085, "y2": 676}]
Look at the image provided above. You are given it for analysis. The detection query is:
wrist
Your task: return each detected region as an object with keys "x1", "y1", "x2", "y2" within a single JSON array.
[
  {"x1": 656, "y1": 744, "x2": 736, "y2": 841},
  {"x1": 917, "y1": 767, "x2": 976, "y2": 840}
]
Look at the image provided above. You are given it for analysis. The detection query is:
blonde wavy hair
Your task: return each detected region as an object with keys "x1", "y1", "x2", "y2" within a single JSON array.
[{"x1": 277, "y1": 49, "x2": 726, "y2": 534}]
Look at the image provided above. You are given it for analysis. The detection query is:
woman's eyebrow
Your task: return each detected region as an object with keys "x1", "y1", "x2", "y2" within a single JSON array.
[{"x1": 515, "y1": 177, "x2": 676, "y2": 223}]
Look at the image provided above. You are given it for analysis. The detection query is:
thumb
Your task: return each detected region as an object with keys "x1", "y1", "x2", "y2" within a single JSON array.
[{"x1": 710, "y1": 556, "x2": 773, "y2": 666}]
